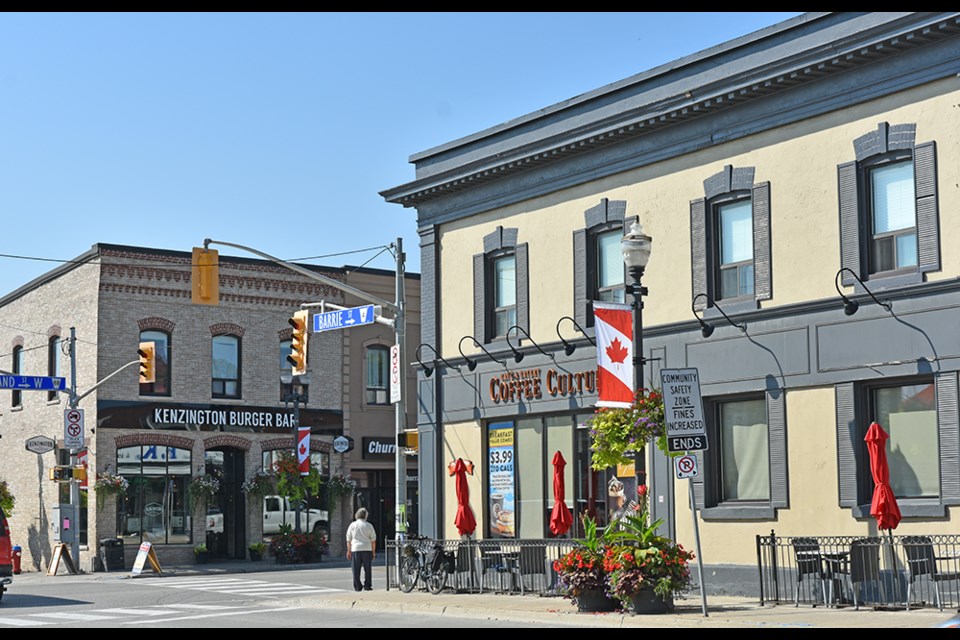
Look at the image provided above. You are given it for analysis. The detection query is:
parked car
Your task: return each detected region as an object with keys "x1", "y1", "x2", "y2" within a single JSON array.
[
  {"x1": 0, "y1": 506, "x2": 12, "y2": 602},
  {"x1": 263, "y1": 495, "x2": 328, "y2": 539}
]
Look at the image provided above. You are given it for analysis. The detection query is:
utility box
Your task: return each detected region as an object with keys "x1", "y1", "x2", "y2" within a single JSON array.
[{"x1": 51, "y1": 504, "x2": 76, "y2": 544}]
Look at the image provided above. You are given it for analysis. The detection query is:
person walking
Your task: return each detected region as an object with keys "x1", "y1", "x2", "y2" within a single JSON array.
[{"x1": 346, "y1": 507, "x2": 377, "y2": 591}]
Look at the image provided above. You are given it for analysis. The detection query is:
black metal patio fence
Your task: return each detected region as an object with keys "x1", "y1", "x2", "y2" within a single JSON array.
[{"x1": 757, "y1": 531, "x2": 960, "y2": 611}]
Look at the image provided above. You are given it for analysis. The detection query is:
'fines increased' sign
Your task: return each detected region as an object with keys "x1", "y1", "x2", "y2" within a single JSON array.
[{"x1": 660, "y1": 368, "x2": 708, "y2": 452}]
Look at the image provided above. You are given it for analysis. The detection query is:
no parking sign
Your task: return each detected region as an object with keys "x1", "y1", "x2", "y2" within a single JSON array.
[{"x1": 675, "y1": 454, "x2": 699, "y2": 479}]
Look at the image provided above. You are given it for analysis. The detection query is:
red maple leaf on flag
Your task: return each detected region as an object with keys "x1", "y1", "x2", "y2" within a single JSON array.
[
  {"x1": 299, "y1": 443, "x2": 307, "y2": 455},
  {"x1": 606, "y1": 337, "x2": 629, "y2": 364}
]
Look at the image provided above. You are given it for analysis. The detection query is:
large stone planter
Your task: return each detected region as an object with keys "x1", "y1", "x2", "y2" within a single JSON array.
[
  {"x1": 575, "y1": 588, "x2": 619, "y2": 612},
  {"x1": 627, "y1": 588, "x2": 673, "y2": 614}
]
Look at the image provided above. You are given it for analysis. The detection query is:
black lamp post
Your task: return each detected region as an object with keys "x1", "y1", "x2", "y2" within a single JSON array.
[
  {"x1": 281, "y1": 371, "x2": 310, "y2": 533},
  {"x1": 620, "y1": 220, "x2": 653, "y2": 395}
]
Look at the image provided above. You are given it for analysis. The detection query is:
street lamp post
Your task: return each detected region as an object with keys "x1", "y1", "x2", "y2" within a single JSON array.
[
  {"x1": 281, "y1": 371, "x2": 311, "y2": 534},
  {"x1": 621, "y1": 219, "x2": 653, "y2": 511}
]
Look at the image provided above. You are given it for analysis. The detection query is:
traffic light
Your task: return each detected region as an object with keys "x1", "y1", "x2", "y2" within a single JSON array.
[
  {"x1": 287, "y1": 310, "x2": 309, "y2": 376},
  {"x1": 191, "y1": 247, "x2": 220, "y2": 305},
  {"x1": 138, "y1": 341, "x2": 156, "y2": 384},
  {"x1": 72, "y1": 467, "x2": 87, "y2": 481},
  {"x1": 399, "y1": 430, "x2": 419, "y2": 450},
  {"x1": 49, "y1": 466, "x2": 72, "y2": 482}
]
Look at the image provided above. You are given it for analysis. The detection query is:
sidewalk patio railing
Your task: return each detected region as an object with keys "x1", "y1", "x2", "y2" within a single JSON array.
[{"x1": 757, "y1": 531, "x2": 960, "y2": 611}]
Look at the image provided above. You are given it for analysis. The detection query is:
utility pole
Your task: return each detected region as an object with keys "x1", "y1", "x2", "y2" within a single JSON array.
[
  {"x1": 202, "y1": 238, "x2": 409, "y2": 541},
  {"x1": 68, "y1": 327, "x2": 80, "y2": 569}
]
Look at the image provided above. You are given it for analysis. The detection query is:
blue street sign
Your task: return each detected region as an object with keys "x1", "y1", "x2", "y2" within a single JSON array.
[
  {"x1": 313, "y1": 304, "x2": 377, "y2": 332},
  {"x1": 0, "y1": 375, "x2": 67, "y2": 391}
]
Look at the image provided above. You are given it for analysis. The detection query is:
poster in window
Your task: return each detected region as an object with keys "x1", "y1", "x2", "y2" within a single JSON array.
[{"x1": 487, "y1": 422, "x2": 516, "y2": 538}]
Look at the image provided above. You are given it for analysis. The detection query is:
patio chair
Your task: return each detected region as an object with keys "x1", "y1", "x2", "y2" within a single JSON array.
[
  {"x1": 451, "y1": 541, "x2": 479, "y2": 592},
  {"x1": 792, "y1": 537, "x2": 828, "y2": 607},
  {"x1": 518, "y1": 543, "x2": 549, "y2": 594},
  {"x1": 903, "y1": 535, "x2": 960, "y2": 611},
  {"x1": 844, "y1": 537, "x2": 882, "y2": 610}
]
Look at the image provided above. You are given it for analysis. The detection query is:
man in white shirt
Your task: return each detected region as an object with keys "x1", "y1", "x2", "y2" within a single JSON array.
[{"x1": 345, "y1": 507, "x2": 377, "y2": 591}]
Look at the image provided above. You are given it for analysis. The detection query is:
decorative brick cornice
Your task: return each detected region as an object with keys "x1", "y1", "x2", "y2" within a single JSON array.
[
  {"x1": 262, "y1": 437, "x2": 331, "y2": 454},
  {"x1": 47, "y1": 325, "x2": 62, "y2": 338},
  {"x1": 201, "y1": 434, "x2": 251, "y2": 451},
  {"x1": 210, "y1": 322, "x2": 245, "y2": 337},
  {"x1": 115, "y1": 432, "x2": 194, "y2": 451},
  {"x1": 138, "y1": 317, "x2": 176, "y2": 333}
]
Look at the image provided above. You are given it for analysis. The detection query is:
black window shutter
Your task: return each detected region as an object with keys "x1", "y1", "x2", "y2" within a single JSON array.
[
  {"x1": 914, "y1": 141, "x2": 940, "y2": 275},
  {"x1": 768, "y1": 388, "x2": 787, "y2": 508},
  {"x1": 837, "y1": 161, "x2": 861, "y2": 286},
  {"x1": 516, "y1": 243, "x2": 530, "y2": 334},
  {"x1": 835, "y1": 382, "x2": 859, "y2": 508},
  {"x1": 752, "y1": 181, "x2": 772, "y2": 302},
  {"x1": 690, "y1": 198, "x2": 707, "y2": 311},
  {"x1": 573, "y1": 229, "x2": 587, "y2": 328},
  {"x1": 473, "y1": 253, "x2": 486, "y2": 342},
  {"x1": 936, "y1": 372, "x2": 960, "y2": 504}
]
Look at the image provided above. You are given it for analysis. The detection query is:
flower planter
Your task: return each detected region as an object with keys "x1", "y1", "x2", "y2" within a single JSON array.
[
  {"x1": 249, "y1": 551, "x2": 263, "y2": 562},
  {"x1": 195, "y1": 551, "x2": 209, "y2": 565},
  {"x1": 628, "y1": 588, "x2": 673, "y2": 614},
  {"x1": 576, "y1": 588, "x2": 619, "y2": 613}
]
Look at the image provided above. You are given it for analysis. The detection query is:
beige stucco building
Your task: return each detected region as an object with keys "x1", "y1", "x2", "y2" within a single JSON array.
[{"x1": 383, "y1": 12, "x2": 960, "y2": 594}]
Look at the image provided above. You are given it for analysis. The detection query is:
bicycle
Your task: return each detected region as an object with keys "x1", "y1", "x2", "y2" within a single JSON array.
[{"x1": 399, "y1": 533, "x2": 454, "y2": 594}]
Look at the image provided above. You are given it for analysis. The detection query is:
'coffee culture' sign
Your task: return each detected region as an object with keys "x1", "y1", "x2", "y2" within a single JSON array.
[{"x1": 488, "y1": 367, "x2": 597, "y2": 404}]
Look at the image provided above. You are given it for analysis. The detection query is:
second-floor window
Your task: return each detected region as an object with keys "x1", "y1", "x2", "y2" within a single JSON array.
[
  {"x1": 212, "y1": 334, "x2": 240, "y2": 399},
  {"x1": 48, "y1": 335, "x2": 60, "y2": 401},
  {"x1": 491, "y1": 253, "x2": 517, "y2": 339},
  {"x1": 715, "y1": 198, "x2": 754, "y2": 300},
  {"x1": 595, "y1": 229, "x2": 625, "y2": 304},
  {"x1": 139, "y1": 330, "x2": 171, "y2": 396},
  {"x1": 867, "y1": 158, "x2": 917, "y2": 274},
  {"x1": 366, "y1": 345, "x2": 390, "y2": 405},
  {"x1": 11, "y1": 345, "x2": 23, "y2": 407}
]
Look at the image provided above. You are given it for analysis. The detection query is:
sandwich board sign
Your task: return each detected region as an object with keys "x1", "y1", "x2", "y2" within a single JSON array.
[
  {"x1": 131, "y1": 541, "x2": 162, "y2": 576},
  {"x1": 660, "y1": 368, "x2": 708, "y2": 453}
]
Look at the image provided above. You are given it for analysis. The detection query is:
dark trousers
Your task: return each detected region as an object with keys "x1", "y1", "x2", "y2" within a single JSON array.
[{"x1": 352, "y1": 550, "x2": 373, "y2": 591}]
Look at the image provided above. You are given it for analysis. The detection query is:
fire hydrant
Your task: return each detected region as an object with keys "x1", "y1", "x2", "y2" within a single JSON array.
[{"x1": 11, "y1": 545, "x2": 21, "y2": 574}]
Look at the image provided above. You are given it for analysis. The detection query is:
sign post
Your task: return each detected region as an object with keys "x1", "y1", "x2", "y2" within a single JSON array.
[
  {"x1": 64, "y1": 408, "x2": 84, "y2": 450},
  {"x1": 660, "y1": 367, "x2": 709, "y2": 617}
]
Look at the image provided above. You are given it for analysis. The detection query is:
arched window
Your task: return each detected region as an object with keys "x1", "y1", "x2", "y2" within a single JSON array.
[
  {"x1": 11, "y1": 345, "x2": 23, "y2": 407},
  {"x1": 117, "y1": 445, "x2": 192, "y2": 545},
  {"x1": 139, "y1": 330, "x2": 171, "y2": 396},
  {"x1": 212, "y1": 334, "x2": 241, "y2": 398},
  {"x1": 48, "y1": 335, "x2": 61, "y2": 401}
]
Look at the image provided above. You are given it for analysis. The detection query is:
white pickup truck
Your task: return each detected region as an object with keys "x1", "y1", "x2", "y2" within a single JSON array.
[{"x1": 262, "y1": 496, "x2": 328, "y2": 538}]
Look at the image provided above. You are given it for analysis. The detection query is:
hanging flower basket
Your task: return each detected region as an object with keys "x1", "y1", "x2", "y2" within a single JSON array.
[
  {"x1": 272, "y1": 451, "x2": 322, "y2": 503},
  {"x1": 93, "y1": 472, "x2": 129, "y2": 510},
  {"x1": 326, "y1": 470, "x2": 357, "y2": 505},
  {"x1": 0, "y1": 479, "x2": 15, "y2": 516},
  {"x1": 188, "y1": 474, "x2": 220, "y2": 513},
  {"x1": 589, "y1": 388, "x2": 667, "y2": 470},
  {"x1": 241, "y1": 469, "x2": 275, "y2": 501}
]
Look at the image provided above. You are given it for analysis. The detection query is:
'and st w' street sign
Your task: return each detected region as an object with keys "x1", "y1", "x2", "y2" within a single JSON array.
[{"x1": 0, "y1": 375, "x2": 66, "y2": 391}]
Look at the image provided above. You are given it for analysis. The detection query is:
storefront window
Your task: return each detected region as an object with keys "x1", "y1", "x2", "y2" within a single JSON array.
[
  {"x1": 260, "y1": 449, "x2": 330, "y2": 542},
  {"x1": 117, "y1": 445, "x2": 191, "y2": 545}
]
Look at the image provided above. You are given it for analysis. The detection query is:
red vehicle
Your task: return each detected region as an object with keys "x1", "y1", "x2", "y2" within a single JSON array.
[{"x1": 0, "y1": 506, "x2": 12, "y2": 602}]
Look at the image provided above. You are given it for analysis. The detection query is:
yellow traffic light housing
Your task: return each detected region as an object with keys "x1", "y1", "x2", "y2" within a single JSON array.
[
  {"x1": 138, "y1": 341, "x2": 156, "y2": 384},
  {"x1": 72, "y1": 467, "x2": 87, "y2": 481},
  {"x1": 399, "y1": 430, "x2": 419, "y2": 450},
  {"x1": 192, "y1": 247, "x2": 220, "y2": 305},
  {"x1": 49, "y1": 466, "x2": 72, "y2": 482},
  {"x1": 287, "y1": 310, "x2": 309, "y2": 376}
]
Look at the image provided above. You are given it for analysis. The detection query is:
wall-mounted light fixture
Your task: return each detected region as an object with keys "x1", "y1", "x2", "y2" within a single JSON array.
[
  {"x1": 555, "y1": 316, "x2": 595, "y2": 356},
  {"x1": 458, "y1": 335, "x2": 507, "y2": 371},
  {"x1": 834, "y1": 267, "x2": 892, "y2": 316},
  {"x1": 414, "y1": 343, "x2": 459, "y2": 378},
  {"x1": 506, "y1": 325, "x2": 555, "y2": 363},
  {"x1": 692, "y1": 293, "x2": 747, "y2": 338}
]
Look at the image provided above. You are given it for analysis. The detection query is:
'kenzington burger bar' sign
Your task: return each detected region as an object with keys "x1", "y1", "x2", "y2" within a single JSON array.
[{"x1": 488, "y1": 367, "x2": 596, "y2": 404}]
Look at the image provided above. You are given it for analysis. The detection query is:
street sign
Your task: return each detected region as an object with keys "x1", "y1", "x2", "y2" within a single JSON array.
[
  {"x1": 64, "y1": 408, "x2": 84, "y2": 450},
  {"x1": 390, "y1": 344, "x2": 401, "y2": 404},
  {"x1": 660, "y1": 368, "x2": 708, "y2": 453},
  {"x1": 25, "y1": 435, "x2": 56, "y2": 454},
  {"x1": 313, "y1": 304, "x2": 377, "y2": 332},
  {"x1": 0, "y1": 375, "x2": 66, "y2": 391},
  {"x1": 332, "y1": 435, "x2": 354, "y2": 454},
  {"x1": 675, "y1": 454, "x2": 699, "y2": 479}
]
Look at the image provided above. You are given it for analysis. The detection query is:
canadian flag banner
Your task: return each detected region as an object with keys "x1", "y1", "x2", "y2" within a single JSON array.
[
  {"x1": 594, "y1": 301, "x2": 634, "y2": 408},
  {"x1": 297, "y1": 426, "x2": 311, "y2": 476}
]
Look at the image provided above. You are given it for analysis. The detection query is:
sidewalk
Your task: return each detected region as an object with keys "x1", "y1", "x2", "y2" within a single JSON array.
[{"x1": 13, "y1": 557, "x2": 957, "y2": 628}]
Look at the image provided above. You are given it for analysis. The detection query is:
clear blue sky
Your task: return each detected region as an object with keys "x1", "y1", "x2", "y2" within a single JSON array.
[{"x1": 0, "y1": 12, "x2": 802, "y2": 294}]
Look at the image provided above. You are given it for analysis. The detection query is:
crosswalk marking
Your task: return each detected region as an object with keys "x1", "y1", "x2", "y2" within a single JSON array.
[
  {"x1": 0, "y1": 604, "x2": 297, "y2": 628},
  {"x1": 27, "y1": 612, "x2": 119, "y2": 621},
  {"x1": 123, "y1": 605, "x2": 301, "y2": 625},
  {"x1": 0, "y1": 617, "x2": 51, "y2": 627},
  {"x1": 129, "y1": 575, "x2": 340, "y2": 597}
]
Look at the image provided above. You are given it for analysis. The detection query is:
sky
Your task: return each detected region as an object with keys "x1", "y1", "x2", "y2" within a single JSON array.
[{"x1": 0, "y1": 12, "x2": 803, "y2": 295}]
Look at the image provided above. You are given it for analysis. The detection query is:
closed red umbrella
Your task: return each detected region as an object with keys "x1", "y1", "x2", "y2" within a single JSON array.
[
  {"x1": 549, "y1": 451, "x2": 573, "y2": 536},
  {"x1": 865, "y1": 421, "x2": 902, "y2": 530},
  {"x1": 451, "y1": 458, "x2": 477, "y2": 537}
]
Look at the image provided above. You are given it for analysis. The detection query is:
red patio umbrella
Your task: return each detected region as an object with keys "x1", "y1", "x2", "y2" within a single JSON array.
[
  {"x1": 549, "y1": 451, "x2": 573, "y2": 536},
  {"x1": 865, "y1": 421, "x2": 902, "y2": 530},
  {"x1": 451, "y1": 458, "x2": 477, "y2": 537}
]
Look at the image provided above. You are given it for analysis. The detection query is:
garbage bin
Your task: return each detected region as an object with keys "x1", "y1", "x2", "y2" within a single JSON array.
[
  {"x1": 11, "y1": 546, "x2": 21, "y2": 574},
  {"x1": 99, "y1": 538, "x2": 124, "y2": 571}
]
